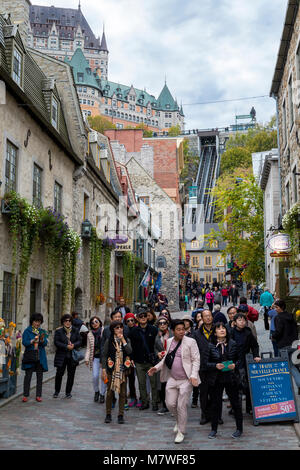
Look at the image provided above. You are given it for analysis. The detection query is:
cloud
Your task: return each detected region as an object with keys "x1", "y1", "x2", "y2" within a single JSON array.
[{"x1": 31, "y1": 0, "x2": 287, "y2": 129}]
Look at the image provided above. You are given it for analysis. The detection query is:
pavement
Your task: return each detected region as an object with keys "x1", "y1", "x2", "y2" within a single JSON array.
[{"x1": 0, "y1": 303, "x2": 299, "y2": 450}]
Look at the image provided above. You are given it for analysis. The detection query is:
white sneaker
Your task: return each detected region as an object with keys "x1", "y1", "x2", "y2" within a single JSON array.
[
  {"x1": 173, "y1": 423, "x2": 178, "y2": 433},
  {"x1": 174, "y1": 431, "x2": 184, "y2": 444}
]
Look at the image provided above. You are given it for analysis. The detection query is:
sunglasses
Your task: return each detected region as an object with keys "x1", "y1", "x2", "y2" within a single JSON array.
[
  {"x1": 64, "y1": 319, "x2": 72, "y2": 322},
  {"x1": 92, "y1": 320, "x2": 99, "y2": 324},
  {"x1": 126, "y1": 319, "x2": 135, "y2": 323},
  {"x1": 138, "y1": 314, "x2": 147, "y2": 318},
  {"x1": 114, "y1": 326, "x2": 123, "y2": 330},
  {"x1": 158, "y1": 321, "x2": 167, "y2": 326}
]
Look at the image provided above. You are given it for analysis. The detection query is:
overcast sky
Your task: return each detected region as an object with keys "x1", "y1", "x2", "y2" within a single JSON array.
[{"x1": 33, "y1": 0, "x2": 287, "y2": 130}]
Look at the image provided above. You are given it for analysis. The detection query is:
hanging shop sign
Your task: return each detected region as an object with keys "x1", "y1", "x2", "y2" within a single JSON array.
[
  {"x1": 114, "y1": 239, "x2": 133, "y2": 252},
  {"x1": 267, "y1": 234, "x2": 291, "y2": 253}
]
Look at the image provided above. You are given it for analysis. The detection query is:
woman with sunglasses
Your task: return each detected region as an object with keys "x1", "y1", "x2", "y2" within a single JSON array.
[
  {"x1": 53, "y1": 314, "x2": 82, "y2": 399},
  {"x1": 154, "y1": 315, "x2": 173, "y2": 415},
  {"x1": 102, "y1": 321, "x2": 132, "y2": 424},
  {"x1": 124, "y1": 313, "x2": 138, "y2": 407},
  {"x1": 85, "y1": 316, "x2": 105, "y2": 403}
]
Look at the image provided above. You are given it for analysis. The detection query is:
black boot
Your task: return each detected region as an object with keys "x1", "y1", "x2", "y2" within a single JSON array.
[
  {"x1": 99, "y1": 394, "x2": 105, "y2": 403},
  {"x1": 105, "y1": 414, "x2": 112, "y2": 423},
  {"x1": 94, "y1": 391, "x2": 100, "y2": 402}
]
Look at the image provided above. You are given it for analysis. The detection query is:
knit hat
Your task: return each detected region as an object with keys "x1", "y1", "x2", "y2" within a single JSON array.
[
  {"x1": 124, "y1": 312, "x2": 135, "y2": 322},
  {"x1": 157, "y1": 315, "x2": 169, "y2": 324}
]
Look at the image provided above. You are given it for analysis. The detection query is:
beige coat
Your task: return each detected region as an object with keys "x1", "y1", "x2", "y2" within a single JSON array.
[{"x1": 154, "y1": 335, "x2": 201, "y2": 385}]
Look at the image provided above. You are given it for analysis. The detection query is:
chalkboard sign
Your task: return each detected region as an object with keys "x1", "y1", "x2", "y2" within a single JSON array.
[{"x1": 246, "y1": 352, "x2": 299, "y2": 426}]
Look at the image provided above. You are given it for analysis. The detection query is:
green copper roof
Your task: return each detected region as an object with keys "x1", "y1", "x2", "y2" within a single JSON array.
[
  {"x1": 157, "y1": 83, "x2": 179, "y2": 111},
  {"x1": 66, "y1": 47, "x2": 100, "y2": 89}
]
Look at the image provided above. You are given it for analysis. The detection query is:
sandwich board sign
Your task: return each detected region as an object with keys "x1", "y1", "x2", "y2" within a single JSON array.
[{"x1": 246, "y1": 352, "x2": 299, "y2": 426}]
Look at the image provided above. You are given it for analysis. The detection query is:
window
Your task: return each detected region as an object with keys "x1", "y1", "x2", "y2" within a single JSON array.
[
  {"x1": 288, "y1": 76, "x2": 294, "y2": 129},
  {"x1": 293, "y1": 167, "x2": 298, "y2": 203},
  {"x1": 204, "y1": 256, "x2": 212, "y2": 267},
  {"x1": 5, "y1": 141, "x2": 17, "y2": 193},
  {"x1": 282, "y1": 100, "x2": 287, "y2": 147},
  {"x1": 216, "y1": 255, "x2": 225, "y2": 267},
  {"x1": 33, "y1": 164, "x2": 42, "y2": 208},
  {"x1": 51, "y1": 96, "x2": 59, "y2": 129},
  {"x1": 191, "y1": 256, "x2": 199, "y2": 267},
  {"x1": 140, "y1": 196, "x2": 150, "y2": 206},
  {"x1": 12, "y1": 47, "x2": 22, "y2": 86},
  {"x1": 217, "y1": 273, "x2": 225, "y2": 283},
  {"x1": 2, "y1": 272, "x2": 15, "y2": 323},
  {"x1": 77, "y1": 72, "x2": 84, "y2": 82},
  {"x1": 83, "y1": 193, "x2": 89, "y2": 220},
  {"x1": 54, "y1": 182, "x2": 62, "y2": 213},
  {"x1": 191, "y1": 240, "x2": 199, "y2": 249},
  {"x1": 204, "y1": 272, "x2": 212, "y2": 284},
  {"x1": 285, "y1": 182, "x2": 290, "y2": 211}
]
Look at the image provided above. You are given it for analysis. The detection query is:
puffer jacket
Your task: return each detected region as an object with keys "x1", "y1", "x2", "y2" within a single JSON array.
[{"x1": 202, "y1": 339, "x2": 241, "y2": 386}]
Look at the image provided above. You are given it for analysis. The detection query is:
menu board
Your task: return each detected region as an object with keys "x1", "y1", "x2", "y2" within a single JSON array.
[{"x1": 247, "y1": 354, "x2": 299, "y2": 425}]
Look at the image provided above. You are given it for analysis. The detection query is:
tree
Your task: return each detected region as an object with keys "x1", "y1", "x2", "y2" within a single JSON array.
[
  {"x1": 207, "y1": 169, "x2": 265, "y2": 283},
  {"x1": 220, "y1": 119, "x2": 278, "y2": 176},
  {"x1": 168, "y1": 124, "x2": 181, "y2": 137},
  {"x1": 180, "y1": 139, "x2": 199, "y2": 188},
  {"x1": 87, "y1": 115, "x2": 116, "y2": 134}
]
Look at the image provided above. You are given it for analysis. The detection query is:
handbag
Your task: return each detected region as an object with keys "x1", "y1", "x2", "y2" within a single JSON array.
[
  {"x1": 71, "y1": 349, "x2": 84, "y2": 363},
  {"x1": 165, "y1": 340, "x2": 182, "y2": 369},
  {"x1": 22, "y1": 349, "x2": 39, "y2": 364}
]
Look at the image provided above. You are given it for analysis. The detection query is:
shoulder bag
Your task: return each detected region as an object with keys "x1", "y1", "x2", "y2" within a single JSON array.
[{"x1": 165, "y1": 340, "x2": 182, "y2": 369}]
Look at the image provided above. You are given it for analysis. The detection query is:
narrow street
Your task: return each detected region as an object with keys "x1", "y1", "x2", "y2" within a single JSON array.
[{"x1": 0, "y1": 306, "x2": 299, "y2": 451}]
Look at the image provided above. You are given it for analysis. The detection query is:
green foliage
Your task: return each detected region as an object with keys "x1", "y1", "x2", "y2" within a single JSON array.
[
  {"x1": 3, "y1": 192, "x2": 81, "y2": 315},
  {"x1": 221, "y1": 120, "x2": 277, "y2": 176},
  {"x1": 122, "y1": 252, "x2": 136, "y2": 305},
  {"x1": 207, "y1": 171, "x2": 265, "y2": 283},
  {"x1": 180, "y1": 139, "x2": 199, "y2": 187},
  {"x1": 89, "y1": 227, "x2": 103, "y2": 306},
  {"x1": 168, "y1": 125, "x2": 181, "y2": 137},
  {"x1": 282, "y1": 202, "x2": 300, "y2": 268},
  {"x1": 87, "y1": 115, "x2": 116, "y2": 134}
]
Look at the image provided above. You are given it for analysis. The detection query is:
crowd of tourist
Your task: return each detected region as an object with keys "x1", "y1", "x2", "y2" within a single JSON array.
[{"x1": 20, "y1": 291, "x2": 299, "y2": 444}]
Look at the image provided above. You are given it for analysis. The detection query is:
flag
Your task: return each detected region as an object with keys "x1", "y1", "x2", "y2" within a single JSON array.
[
  {"x1": 155, "y1": 272, "x2": 162, "y2": 292},
  {"x1": 140, "y1": 267, "x2": 150, "y2": 288}
]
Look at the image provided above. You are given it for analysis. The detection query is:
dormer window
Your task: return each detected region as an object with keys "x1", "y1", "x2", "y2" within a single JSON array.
[
  {"x1": 51, "y1": 96, "x2": 59, "y2": 129},
  {"x1": 12, "y1": 47, "x2": 23, "y2": 87}
]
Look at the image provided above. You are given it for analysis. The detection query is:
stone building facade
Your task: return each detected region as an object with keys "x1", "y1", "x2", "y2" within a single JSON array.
[
  {"x1": 270, "y1": 0, "x2": 300, "y2": 217},
  {"x1": 0, "y1": 11, "x2": 83, "y2": 333},
  {"x1": 125, "y1": 158, "x2": 180, "y2": 311}
]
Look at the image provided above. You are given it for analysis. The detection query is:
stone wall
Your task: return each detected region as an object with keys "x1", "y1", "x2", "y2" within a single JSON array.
[
  {"x1": 126, "y1": 158, "x2": 180, "y2": 311},
  {"x1": 275, "y1": 8, "x2": 300, "y2": 213}
]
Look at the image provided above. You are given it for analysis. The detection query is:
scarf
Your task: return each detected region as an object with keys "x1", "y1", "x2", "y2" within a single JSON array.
[
  {"x1": 111, "y1": 338, "x2": 125, "y2": 394},
  {"x1": 63, "y1": 325, "x2": 72, "y2": 341},
  {"x1": 202, "y1": 325, "x2": 212, "y2": 340},
  {"x1": 216, "y1": 340, "x2": 227, "y2": 355}
]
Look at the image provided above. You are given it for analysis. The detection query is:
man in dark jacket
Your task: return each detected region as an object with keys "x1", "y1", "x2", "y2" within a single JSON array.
[
  {"x1": 129, "y1": 309, "x2": 158, "y2": 410},
  {"x1": 229, "y1": 284, "x2": 239, "y2": 306},
  {"x1": 194, "y1": 309, "x2": 215, "y2": 424},
  {"x1": 272, "y1": 300, "x2": 298, "y2": 350},
  {"x1": 212, "y1": 304, "x2": 228, "y2": 324},
  {"x1": 230, "y1": 313, "x2": 261, "y2": 414}
]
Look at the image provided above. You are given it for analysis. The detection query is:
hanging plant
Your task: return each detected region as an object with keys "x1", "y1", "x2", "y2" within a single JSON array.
[
  {"x1": 282, "y1": 202, "x2": 300, "y2": 267},
  {"x1": 2, "y1": 192, "x2": 81, "y2": 315},
  {"x1": 90, "y1": 227, "x2": 103, "y2": 306},
  {"x1": 2, "y1": 192, "x2": 40, "y2": 311},
  {"x1": 122, "y1": 252, "x2": 136, "y2": 305}
]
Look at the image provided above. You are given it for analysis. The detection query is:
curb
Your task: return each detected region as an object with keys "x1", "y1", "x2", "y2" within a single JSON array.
[
  {"x1": 294, "y1": 423, "x2": 300, "y2": 446},
  {"x1": 0, "y1": 360, "x2": 85, "y2": 408}
]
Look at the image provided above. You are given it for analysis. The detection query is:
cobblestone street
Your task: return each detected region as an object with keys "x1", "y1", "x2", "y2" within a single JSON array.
[{"x1": 0, "y1": 308, "x2": 299, "y2": 450}]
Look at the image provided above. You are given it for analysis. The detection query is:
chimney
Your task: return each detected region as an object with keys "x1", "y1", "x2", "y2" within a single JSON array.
[{"x1": 0, "y1": 0, "x2": 31, "y2": 46}]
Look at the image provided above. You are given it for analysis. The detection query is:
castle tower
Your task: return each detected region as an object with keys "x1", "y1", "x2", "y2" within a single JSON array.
[{"x1": 99, "y1": 25, "x2": 108, "y2": 81}]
